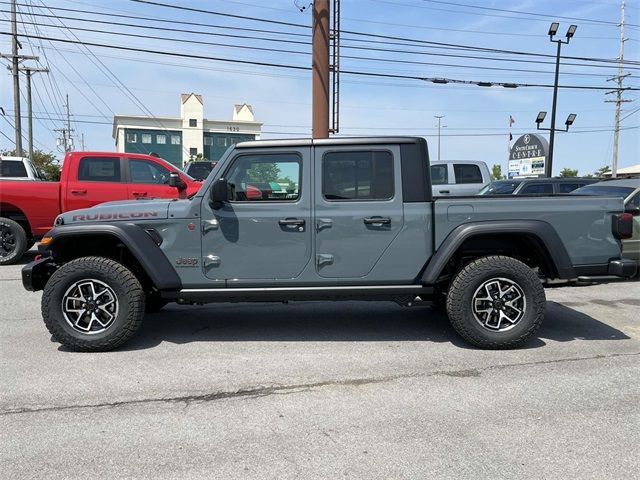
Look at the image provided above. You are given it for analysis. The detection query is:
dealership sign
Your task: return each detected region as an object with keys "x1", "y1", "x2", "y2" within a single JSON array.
[{"x1": 508, "y1": 133, "x2": 548, "y2": 178}]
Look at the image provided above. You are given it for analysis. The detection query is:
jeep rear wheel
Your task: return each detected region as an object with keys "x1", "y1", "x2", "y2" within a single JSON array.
[
  {"x1": 446, "y1": 255, "x2": 545, "y2": 349},
  {"x1": 41, "y1": 256, "x2": 145, "y2": 351},
  {"x1": 0, "y1": 217, "x2": 27, "y2": 265}
]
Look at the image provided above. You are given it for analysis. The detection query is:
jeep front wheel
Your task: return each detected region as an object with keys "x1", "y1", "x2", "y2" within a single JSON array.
[
  {"x1": 41, "y1": 256, "x2": 145, "y2": 351},
  {"x1": 446, "y1": 255, "x2": 545, "y2": 349}
]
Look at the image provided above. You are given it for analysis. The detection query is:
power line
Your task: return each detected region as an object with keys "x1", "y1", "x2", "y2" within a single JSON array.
[{"x1": 3, "y1": 31, "x2": 637, "y2": 92}]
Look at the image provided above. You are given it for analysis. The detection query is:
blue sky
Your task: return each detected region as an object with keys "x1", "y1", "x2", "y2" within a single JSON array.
[{"x1": 1, "y1": 0, "x2": 638, "y2": 175}]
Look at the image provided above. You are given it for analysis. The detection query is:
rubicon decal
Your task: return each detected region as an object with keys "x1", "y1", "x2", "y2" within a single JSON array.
[{"x1": 72, "y1": 212, "x2": 159, "y2": 221}]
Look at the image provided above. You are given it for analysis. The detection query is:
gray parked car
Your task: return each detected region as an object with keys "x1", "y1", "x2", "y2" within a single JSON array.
[
  {"x1": 479, "y1": 178, "x2": 598, "y2": 195},
  {"x1": 430, "y1": 160, "x2": 491, "y2": 196},
  {"x1": 23, "y1": 137, "x2": 636, "y2": 352}
]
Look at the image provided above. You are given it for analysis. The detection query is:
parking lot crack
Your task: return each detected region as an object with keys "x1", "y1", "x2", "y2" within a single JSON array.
[{"x1": 2, "y1": 351, "x2": 638, "y2": 417}]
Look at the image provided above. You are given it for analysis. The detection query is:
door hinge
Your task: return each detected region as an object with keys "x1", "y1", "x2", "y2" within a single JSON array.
[
  {"x1": 316, "y1": 254, "x2": 334, "y2": 267},
  {"x1": 204, "y1": 255, "x2": 221, "y2": 268},
  {"x1": 316, "y1": 218, "x2": 333, "y2": 232},
  {"x1": 202, "y1": 219, "x2": 219, "y2": 234}
]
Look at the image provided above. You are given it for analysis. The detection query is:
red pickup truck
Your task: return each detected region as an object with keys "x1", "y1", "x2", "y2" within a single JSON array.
[{"x1": 0, "y1": 151, "x2": 200, "y2": 265}]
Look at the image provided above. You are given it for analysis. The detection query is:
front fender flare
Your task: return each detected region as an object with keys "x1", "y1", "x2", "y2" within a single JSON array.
[{"x1": 40, "y1": 223, "x2": 181, "y2": 291}]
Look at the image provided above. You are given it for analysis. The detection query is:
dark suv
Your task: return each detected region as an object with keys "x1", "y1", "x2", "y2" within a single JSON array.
[{"x1": 479, "y1": 178, "x2": 598, "y2": 195}]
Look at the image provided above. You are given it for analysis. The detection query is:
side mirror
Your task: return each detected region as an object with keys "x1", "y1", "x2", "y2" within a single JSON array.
[
  {"x1": 210, "y1": 178, "x2": 229, "y2": 208},
  {"x1": 168, "y1": 172, "x2": 187, "y2": 191},
  {"x1": 625, "y1": 205, "x2": 640, "y2": 216}
]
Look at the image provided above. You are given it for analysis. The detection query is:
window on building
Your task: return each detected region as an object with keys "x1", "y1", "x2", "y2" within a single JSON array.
[
  {"x1": 141, "y1": 133, "x2": 152, "y2": 144},
  {"x1": 430, "y1": 164, "x2": 448, "y2": 185},
  {"x1": 156, "y1": 134, "x2": 166, "y2": 144},
  {"x1": 189, "y1": 148, "x2": 198, "y2": 156},
  {"x1": 129, "y1": 159, "x2": 171, "y2": 184},
  {"x1": 189, "y1": 119, "x2": 197, "y2": 127},
  {"x1": 453, "y1": 164, "x2": 483, "y2": 184},
  {"x1": 204, "y1": 137, "x2": 213, "y2": 146},
  {"x1": 226, "y1": 153, "x2": 301, "y2": 202},
  {"x1": 171, "y1": 135, "x2": 181, "y2": 145},
  {"x1": 322, "y1": 151, "x2": 394, "y2": 201},
  {"x1": 217, "y1": 137, "x2": 228, "y2": 147},
  {"x1": 126, "y1": 133, "x2": 137, "y2": 143},
  {"x1": 78, "y1": 157, "x2": 121, "y2": 182}
]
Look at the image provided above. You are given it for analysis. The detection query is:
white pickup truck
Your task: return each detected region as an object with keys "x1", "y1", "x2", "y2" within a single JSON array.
[{"x1": 0, "y1": 156, "x2": 42, "y2": 181}]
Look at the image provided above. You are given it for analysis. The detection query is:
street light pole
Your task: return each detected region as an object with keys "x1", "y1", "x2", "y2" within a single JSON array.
[
  {"x1": 434, "y1": 115, "x2": 445, "y2": 161},
  {"x1": 537, "y1": 22, "x2": 577, "y2": 177},
  {"x1": 547, "y1": 40, "x2": 562, "y2": 178}
]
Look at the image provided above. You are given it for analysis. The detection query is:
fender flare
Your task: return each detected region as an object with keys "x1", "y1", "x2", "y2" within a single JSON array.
[
  {"x1": 43, "y1": 223, "x2": 181, "y2": 291},
  {"x1": 421, "y1": 220, "x2": 576, "y2": 284}
]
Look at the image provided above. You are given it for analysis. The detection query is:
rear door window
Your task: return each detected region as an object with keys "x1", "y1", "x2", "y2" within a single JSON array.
[
  {"x1": 430, "y1": 164, "x2": 448, "y2": 185},
  {"x1": 558, "y1": 183, "x2": 581, "y2": 193},
  {"x1": 521, "y1": 183, "x2": 553, "y2": 195},
  {"x1": 0, "y1": 160, "x2": 28, "y2": 177},
  {"x1": 77, "y1": 157, "x2": 122, "y2": 182},
  {"x1": 453, "y1": 164, "x2": 483, "y2": 184},
  {"x1": 322, "y1": 150, "x2": 393, "y2": 200}
]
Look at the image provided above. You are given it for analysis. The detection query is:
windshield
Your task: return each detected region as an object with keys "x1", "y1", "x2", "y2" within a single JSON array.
[
  {"x1": 187, "y1": 162, "x2": 214, "y2": 180},
  {"x1": 571, "y1": 185, "x2": 635, "y2": 199},
  {"x1": 478, "y1": 181, "x2": 522, "y2": 195}
]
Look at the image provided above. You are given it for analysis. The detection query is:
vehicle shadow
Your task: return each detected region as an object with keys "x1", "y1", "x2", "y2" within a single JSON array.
[
  {"x1": 118, "y1": 299, "x2": 629, "y2": 352},
  {"x1": 13, "y1": 251, "x2": 37, "y2": 266}
]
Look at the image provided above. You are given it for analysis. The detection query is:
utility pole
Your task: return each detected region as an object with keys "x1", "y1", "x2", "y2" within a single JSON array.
[
  {"x1": 434, "y1": 115, "x2": 445, "y2": 161},
  {"x1": 605, "y1": 0, "x2": 631, "y2": 178},
  {"x1": 80, "y1": 133, "x2": 85, "y2": 151},
  {"x1": 18, "y1": 66, "x2": 49, "y2": 160},
  {"x1": 54, "y1": 94, "x2": 74, "y2": 152},
  {"x1": 312, "y1": 0, "x2": 330, "y2": 139}
]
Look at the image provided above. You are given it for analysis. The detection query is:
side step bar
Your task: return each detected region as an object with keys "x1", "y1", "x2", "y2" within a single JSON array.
[{"x1": 162, "y1": 285, "x2": 433, "y2": 303}]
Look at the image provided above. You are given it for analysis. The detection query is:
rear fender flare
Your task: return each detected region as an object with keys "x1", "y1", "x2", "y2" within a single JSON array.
[{"x1": 420, "y1": 220, "x2": 575, "y2": 284}]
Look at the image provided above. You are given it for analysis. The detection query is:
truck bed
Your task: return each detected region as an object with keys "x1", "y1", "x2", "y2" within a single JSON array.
[{"x1": 0, "y1": 180, "x2": 61, "y2": 238}]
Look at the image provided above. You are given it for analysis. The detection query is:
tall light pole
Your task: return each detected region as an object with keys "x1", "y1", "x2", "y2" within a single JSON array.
[
  {"x1": 434, "y1": 115, "x2": 445, "y2": 161},
  {"x1": 312, "y1": 0, "x2": 330, "y2": 139},
  {"x1": 540, "y1": 22, "x2": 577, "y2": 177}
]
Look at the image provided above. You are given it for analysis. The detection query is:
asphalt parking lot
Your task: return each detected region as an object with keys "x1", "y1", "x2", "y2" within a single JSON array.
[{"x1": 1, "y1": 252, "x2": 639, "y2": 479}]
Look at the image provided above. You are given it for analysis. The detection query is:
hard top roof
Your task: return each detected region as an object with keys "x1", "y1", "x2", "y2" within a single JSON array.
[{"x1": 235, "y1": 136, "x2": 424, "y2": 148}]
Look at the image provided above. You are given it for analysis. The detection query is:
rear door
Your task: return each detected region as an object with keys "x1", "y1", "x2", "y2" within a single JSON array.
[
  {"x1": 64, "y1": 155, "x2": 128, "y2": 211},
  {"x1": 430, "y1": 163, "x2": 451, "y2": 196},
  {"x1": 451, "y1": 163, "x2": 485, "y2": 195},
  {"x1": 314, "y1": 145, "x2": 403, "y2": 279}
]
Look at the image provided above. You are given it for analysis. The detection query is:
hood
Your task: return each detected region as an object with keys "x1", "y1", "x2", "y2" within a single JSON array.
[{"x1": 55, "y1": 198, "x2": 171, "y2": 226}]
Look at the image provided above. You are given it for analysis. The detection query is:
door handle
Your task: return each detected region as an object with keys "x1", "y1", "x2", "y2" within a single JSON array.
[
  {"x1": 132, "y1": 191, "x2": 148, "y2": 197},
  {"x1": 363, "y1": 216, "x2": 391, "y2": 226},
  {"x1": 279, "y1": 218, "x2": 305, "y2": 229},
  {"x1": 71, "y1": 189, "x2": 87, "y2": 195},
  {"x1": 439, "y1": 190, "x2": 450, "y2": 194}
]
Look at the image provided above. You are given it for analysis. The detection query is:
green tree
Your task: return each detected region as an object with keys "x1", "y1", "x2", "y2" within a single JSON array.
[
  {"x1": 247, "y1": 162, "x2": 280, "y2": 183},
  {"x1": 559, "y1": 167, "x2": 579, "y2": 177},
  {"x1": 1, "y1": 148, "x2": 61, "y2": 180},
  {"x1": 594, "y1": 165, "x2": 611, "y2": 178},
  {"x1": 490, "y1": 164, "x2": 505, "y2": 180}
]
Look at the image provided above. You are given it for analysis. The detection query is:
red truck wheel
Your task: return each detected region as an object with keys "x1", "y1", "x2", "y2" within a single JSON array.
[{"x1": 0, "y1": 217, "x2": 28, "y2": 266}]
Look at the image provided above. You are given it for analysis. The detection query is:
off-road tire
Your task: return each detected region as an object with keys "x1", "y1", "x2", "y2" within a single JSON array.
[
  {"x1": 41, "y1": 256, "x2": 145, "y2": 351},
  {"x1": 0, "y1": 217, "x2": 27, "y2": 265},
  {"x1": 446, "y1": 255, "x2": 545, "y2": 349}
]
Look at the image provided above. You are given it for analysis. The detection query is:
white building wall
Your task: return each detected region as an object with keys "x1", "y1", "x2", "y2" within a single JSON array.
[{"x1": 180, "y1": 94, "x2": 204, "y2": 164}]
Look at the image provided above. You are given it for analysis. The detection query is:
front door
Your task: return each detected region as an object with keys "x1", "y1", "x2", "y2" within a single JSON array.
[
  {"x1": 126, "y1": 157, "x2": 178, "y2": 200},
  {"x1": 314, "y1": 145, "x2": 404, "y2": 279},
  {"x1": 201, "y1": 148, "x2": 312, "y2": 282}
]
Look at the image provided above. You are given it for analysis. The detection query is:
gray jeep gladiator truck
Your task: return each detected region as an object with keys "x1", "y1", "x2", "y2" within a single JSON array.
[{"x1": 22, "y1": 137, "x2": 637, "y2": 351}]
